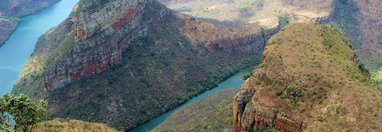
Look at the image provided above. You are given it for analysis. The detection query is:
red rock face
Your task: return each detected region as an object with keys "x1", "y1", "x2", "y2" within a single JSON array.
[
  {"x1": 72, "y1": 25, "x2": 87, "y2": 41},
  {"x1": 39, "y1": 0, "x2": 172, "y2": 91},
  {"x1": 112, "y1": 7, "x2": 137, "y2": 31},
  {"x1": 274, "y1": 118, "x2": 303, "y2": 132},
  {"x1": 68, "y1": 60, "x2": 108, "y2": 81},
  {"x1": 233, "y1": 89, "x2": 303, "y2": 132},
  {"x1": 45, "y1": 82, "x2": 53, "y2": 91}
]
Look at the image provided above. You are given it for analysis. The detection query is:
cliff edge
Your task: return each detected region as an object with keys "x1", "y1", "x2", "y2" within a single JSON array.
[{"x1": 234, "y1": 23, "x2": 382, "y2": 131}]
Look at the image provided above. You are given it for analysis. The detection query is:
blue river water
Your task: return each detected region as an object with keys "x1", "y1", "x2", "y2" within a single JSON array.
[
  {"x1": 0, "y1": 1, "x2": 252, "y2": 131},
  {"x1": 130, "y1": 69, "x2": 250, "y2": 132},
  {"x1": 0, "y1": 0, "x2": 79, "y2": 96}
]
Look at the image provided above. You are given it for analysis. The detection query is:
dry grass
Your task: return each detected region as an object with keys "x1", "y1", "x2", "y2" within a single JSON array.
[
  {"x1": 35, "y1": 119, "x2": 116, "y2": 132},
  {"x1": 242, "y1": 23, "x2": 382, "y2": 131}
]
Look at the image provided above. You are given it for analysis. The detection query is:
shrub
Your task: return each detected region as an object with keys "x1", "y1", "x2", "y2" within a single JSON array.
[{"x1": 0, "y1": 94, "x2": 47, "y2": 132}]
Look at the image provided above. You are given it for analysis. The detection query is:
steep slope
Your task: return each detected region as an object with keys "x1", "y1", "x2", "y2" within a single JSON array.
[
  {"x1": 154, "y1": 89, "x2": 238, "y2": 132},
  {"x1": 35, "y1": 119, "x2": 116, "y2": 132},
  {"x1": 234, "y1": 23, "x2": 382, "y2": 131},
  {"x1": 0, "y1": 0, "x2": 59, "y2": 46},
  {"x1": 330, "y1": 0, "x2": 382, "y2": 82},
  {"x1": 13, "y1": 0, "x2": 278, "y2": 130}
]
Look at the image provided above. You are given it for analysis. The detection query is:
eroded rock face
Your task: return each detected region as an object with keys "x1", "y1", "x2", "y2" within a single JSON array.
[
  {"x1": 234, "y1": 88, "x2": 303, "y2": 132},
  {"x1": 43, "y1": 0, "x2": 170, "y2": 91},
  {"x1": 233, "y1": 23, "x2": 382, "y2": 131}
]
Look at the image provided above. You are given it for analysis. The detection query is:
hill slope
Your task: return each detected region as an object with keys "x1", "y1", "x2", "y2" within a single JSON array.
[
  {"x1": 234, "y1": 23, "x2": 382, "y2": 131},
  {"x1": 13, "y1": 0, "x2": 277, "y2": 130},
  {"x1": 154, "y1": 89, "x2": 238, "y2": 132},
  {"x1": 35, "y1": 119, "x2": 116, "y2": 132}
]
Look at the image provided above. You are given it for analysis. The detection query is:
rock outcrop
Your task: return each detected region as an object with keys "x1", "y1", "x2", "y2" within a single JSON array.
[
  {"x1": 13, "y1": 0, "x2": 279, "y2": 130},
  {"x1": 234, "y1": 23, "x2": 382, "y2": 131}
]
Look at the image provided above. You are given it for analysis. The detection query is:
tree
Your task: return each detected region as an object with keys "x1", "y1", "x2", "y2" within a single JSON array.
[{"x1": 0, "y1": 94, "x2": 47, "y2": 132}]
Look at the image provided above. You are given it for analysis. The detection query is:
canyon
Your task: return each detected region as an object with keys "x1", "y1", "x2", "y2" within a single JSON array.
[
  {"x1": 6, "y1": 0, "x2": 382, "y2": 131},
  {"x1": 13, "y1": 0, "x2": 276, "y2": 130}
]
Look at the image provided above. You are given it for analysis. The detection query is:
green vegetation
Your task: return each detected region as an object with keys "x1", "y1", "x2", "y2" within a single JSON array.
[
  {"x1": 22, "y1": 9, "x2": 263, "y2": 130},
  {"x1": 154, "y1": 90, "x2": 238, "y2": 132},
  {"x1": 278, "y1": 15, "x2": 290, "y2": 28},
  {"x1": 0, "y1": 94, "x2": 47, "y2": 132},
  {"x1": 330, "y1": 0, "x2": 360, "y2": 43}
]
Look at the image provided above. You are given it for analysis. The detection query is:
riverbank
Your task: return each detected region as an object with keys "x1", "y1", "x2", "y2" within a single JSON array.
[
  {"x1": 129, "y1": 69, "x2": 253, "y2": 132},
  {"x1": 0, "y1": 0, "x2": 79, "y2": 96},
  {"x1": 0, "y1": 0, "x2": 61, "y2": 47},
  {"x1": 153, "y1": 89, "x2": 239, "y2": 132}
]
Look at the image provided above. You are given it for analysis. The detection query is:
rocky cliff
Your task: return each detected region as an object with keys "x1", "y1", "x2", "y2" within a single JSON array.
[
  {"x1": 13, "y1": 0, "x2": 279, "y2": 130},
  {"x1": 234, "y1": 23, "x2": 382, "y2": 131},
  {"x1": 0, "y1": 0, "x2": 59, "y2": 46}
]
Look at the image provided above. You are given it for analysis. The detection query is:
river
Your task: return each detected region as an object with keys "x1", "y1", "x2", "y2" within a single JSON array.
[
  {"x1": 0, "y1": 1, "x2": 253, "y2": 131},
  {"x1": 0, "y1": 0, "x2": 79, "y2": 96},
  {"x1": 130, "y1": 69, "x2": 251, "y2": 132}
]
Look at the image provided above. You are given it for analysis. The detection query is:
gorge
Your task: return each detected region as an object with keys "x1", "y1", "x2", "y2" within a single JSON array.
[{"x1": 1, "y1": 0, "x2": 382, "y2": 131}]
